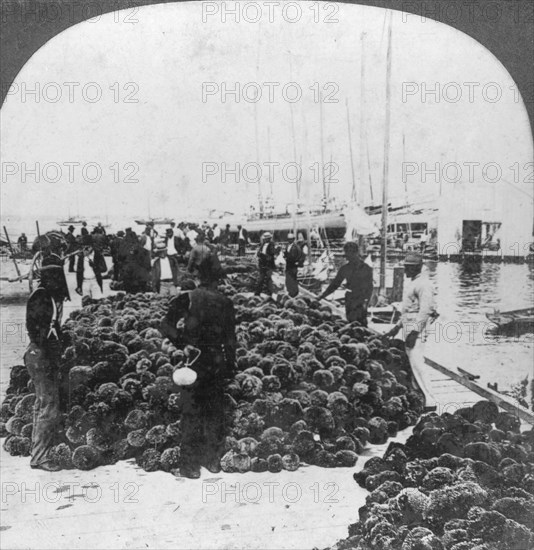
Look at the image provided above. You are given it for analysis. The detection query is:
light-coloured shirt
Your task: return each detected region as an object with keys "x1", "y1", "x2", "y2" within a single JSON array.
[
  {"x1": 400, "y1": 271, "x2": 436, "y2": 332},
  {"x1": 84, "y1": 253, "x2": 96, "y2": 280},
  {"x1": 167, "y1": 229, "x2": 177, "y2": 255}
]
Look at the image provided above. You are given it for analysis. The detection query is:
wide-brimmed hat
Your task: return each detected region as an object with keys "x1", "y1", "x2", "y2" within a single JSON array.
[
  {"x1": 287, "y1": 233, "x2": 295, "y2": 239},
  {"x1": 404, "y1": 251, "x2": 423, "y2": 265},
  {"x1": 262, "y1": 232, "x2": 273, "y2": 239},
  {"x1": 68, "y1": 225, "x2": 75, "y2": 231}
]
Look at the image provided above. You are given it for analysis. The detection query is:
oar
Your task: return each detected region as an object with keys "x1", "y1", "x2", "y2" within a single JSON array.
[{"x1": 3, "y1": 226, "x2": 21, "y2": 278}]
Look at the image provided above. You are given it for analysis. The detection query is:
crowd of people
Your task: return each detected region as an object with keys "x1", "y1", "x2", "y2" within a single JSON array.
[
  {"x1": 21, "y1": 216, "x2": 437, "y2": 477},
  {"x1": 61, "y1": 221, "x2": 240, "y2": 298}
]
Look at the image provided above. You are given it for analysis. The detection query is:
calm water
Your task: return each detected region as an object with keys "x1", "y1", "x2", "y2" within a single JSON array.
[{"x1": 422, "y1": 261, "x2": 533, "y2": 392}]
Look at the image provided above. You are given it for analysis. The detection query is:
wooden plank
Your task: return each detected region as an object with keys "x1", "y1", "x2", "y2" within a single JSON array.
[{"x1": 424, "y1": 356, "x2": 534, "y2": 425}]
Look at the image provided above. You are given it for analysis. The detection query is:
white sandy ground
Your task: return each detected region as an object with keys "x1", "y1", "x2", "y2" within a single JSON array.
[{"x1": 0, "y1": 431, "x2": 411, "y2": 550}]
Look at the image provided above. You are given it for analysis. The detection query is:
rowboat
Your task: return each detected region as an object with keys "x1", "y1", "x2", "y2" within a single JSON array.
[{"x1": 486, "y1": 307, "x2": 534, "y2": 334}]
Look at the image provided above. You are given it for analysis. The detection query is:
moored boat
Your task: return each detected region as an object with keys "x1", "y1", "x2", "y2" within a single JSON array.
[{"x1": 486, "y1": 307, "x2": 534, "y2": 333}]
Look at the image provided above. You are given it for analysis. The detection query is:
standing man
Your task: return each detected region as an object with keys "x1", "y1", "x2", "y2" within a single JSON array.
[
  {"x1": 283, "y1": 233, "x2": 303, "y2": 297},
  {"x1": 317, "y1": 241, "x2": 373, "y2": 327},
  {"x1": 255, "y1": 232, "x2": 276, "y2": 298},
  {"x1": 75, "y1": 243, "x2": 106, "y2": 299},
  {"x1": 419, "y1": 229, "x2": 428, "y2": 253},
  {"x1": 65, "y1": 225, "x2": 77, "y2": 272},
  {"x1": 385, "y1": 252, "x2": 437, "y2": 357},
  {"x1": 17, "y1": 233, "x2": 28, "y2": 253},
  {"x1": 165, "y1": 227, "x2": 179, "y2": 287},
  {"x1": 212, "y1": 223, "x2": 221, "y2": 245},
  {"x1": 221, "y1": 224, "x2": 231, "y2": 248},
  {"x1": 160, "y1": 256, "x2": 236, "y2": 478},
  {"x1": 24, "y1": 254, "x2": 70, "y2": 471},
  {"x1": 237, "y1": 224, "x2": 248, "y2": 256},
  {"x1": 151, "y1": 241, "x2": 169, "y2": 294},
  {"x1": 80, "y1": 221, "x2": 89, "y2": 237},
  {"x1": 109, "y1": 230, "x2": 124, "y2": 281},
  {"x1": 187, "y1": 232, "x2": 214, "y2": 278}
]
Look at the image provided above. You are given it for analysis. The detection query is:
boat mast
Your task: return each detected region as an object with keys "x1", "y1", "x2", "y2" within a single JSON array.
[
  {"x1": 288, "y1": 51, "x2": 299, "y2": 236},
  {"x1": 319, "y1": 90, "x2": 327, "y2": 206},
  {"x1": 254, "y1": 101, "x2": 264, "y2": 217},
  {"x1": 380, "y1": 11, "x2": 393, "y2": 293},
  {"x1": 360, "y1": 32, "x2": 371, "y2": 206},
  {"x1": 255, "y1": 25, "x2": 264, "y2": 218},
  {"x1": 346, "y1": 99, "x2": 357, "y2": 205}
]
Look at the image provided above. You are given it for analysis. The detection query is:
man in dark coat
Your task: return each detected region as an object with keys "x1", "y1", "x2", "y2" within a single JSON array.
[
  {"x1": 121, "y1": 239, "x2": 151, "y2": 293},
  {"x1": 80, "y1": 221, "x2": 88, "y2": 237},
  {"x1": 318, "y1": 241, "x2": 373, "y2": 327},
  {"x1": 24, "y1": 254, "x2": 70, "y2": 471},
  {"x1": 160, "y1": 256, "x2": 236, "y2": 478},
  {"x1": 255, "y1": 232, "x2": 276, "y2": 298},
  {"x1": 65, "y1": 225, "x2": 77, "y2": 272},
  {"x1": 283, "y1": 232, "x2": 304, "y2": 297}
]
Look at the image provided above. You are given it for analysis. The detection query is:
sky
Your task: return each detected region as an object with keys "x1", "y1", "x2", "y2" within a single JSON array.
[{"x1": 1, "y1": 0, "x2": 532, "y2": 225}]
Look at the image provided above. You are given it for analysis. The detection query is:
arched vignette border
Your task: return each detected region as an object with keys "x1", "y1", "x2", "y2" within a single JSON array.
[{"x1": 1, "y1": 0, "x2": 533, "y2": 139}]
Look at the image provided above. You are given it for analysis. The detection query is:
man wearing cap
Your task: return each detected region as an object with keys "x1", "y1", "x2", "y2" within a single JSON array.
[
  {"x1": 255, "y1": 232, "x2": 276, "y2": 298},
  {"x1": 24, "y1": 255, "x2": 70, "y2": 471},
  {"x1": 385, "y1": 251, "x2": 437, "y2": 352},
  {"x1": 165, "y1": 227, "x2": 179, "y2": 287},
  {"x1": 160, "y1": 256, "x2": 236, "y2": 479},
  {"x1": 65, "y1": 225, "x2": 77, "y2": 272},
  {"x1": 17, "y1": 232, "x2": 28, "y2": 253},
  {"x1": 80, "y1": 221, "x2": 88, "y2": 237},
  {"x1": 151, "y1": 240, "x2": 169, "y2": 293},
  {"x1": 317, "y1": 241, "x2": 373, "y2": 327},
  {"x1": 284, "y1": 233, "x2": 304, "y2": 297}
]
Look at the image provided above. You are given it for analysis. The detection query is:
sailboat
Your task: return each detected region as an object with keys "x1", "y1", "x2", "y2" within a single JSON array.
[{"x1": 57, "y1": 192, "x2": 86, "y2": 227}]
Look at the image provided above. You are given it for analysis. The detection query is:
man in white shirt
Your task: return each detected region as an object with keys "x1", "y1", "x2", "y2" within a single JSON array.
[
  {"x1": 212, "y1": 223, "x2": 221, "y2": 244},
  {"x1": 76, "y1": 246, "x2": 103, "y2": 299},
  {"x1": 237, "y1": 225, "x2": 248, "y2": 256},
  {"x1": 186, "y1": 225, "x2": 199, "y2": 248},
  {"x1": 166, "y1": 227, "x2": 179, "y2": 287},
  {"x1": 386, "y1": 252, "x2": 436, "y2": 346}
]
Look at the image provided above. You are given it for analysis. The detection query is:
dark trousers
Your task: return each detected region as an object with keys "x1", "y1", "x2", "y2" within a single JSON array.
[
  {"x1": 285, "y1": 267, "x2": 299, "y2": 297},
  {"x1": 238, "y1": 240, "x2": 246, "y2": 256},
  {"x1": 24, "y1": 343, "x2": 61, "y2": 467},
  {"x1": 68, "y1": 254, "x2": 76, "y2": 272},
  {"x1": 345, "y1": 292, "x2": 368, "y2": 327},
  {"x1": 168, "y1": 254, "x2": 179, "y2": 286},
  {"x1": 180, "y1": 385, "x2": 225, "y2": 469},
  {"x1": 255, "y1": 267, "x2": 274, "y2": 296}
]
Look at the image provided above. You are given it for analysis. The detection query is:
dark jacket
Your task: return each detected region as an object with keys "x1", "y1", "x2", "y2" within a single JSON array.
[
  {"x1": 284, "y1": 242, "x2": 304, "y2": 270},
  {"x1": 76, "y1": 250, "x2": 106, "y2": 290},
  {"x1": 26, "y1": 287, "x2": 63, "y2": 357},
  {"x1": 257, "y1": 241, "x2": 276, "y2": 270},
  {"x1": 237, "y1": 228, "x2": 248, "y2": 243},
  {"x1": 322, "y1": 258, "x2": 374, "y2": 304},
  {"x1": 160, "y1": 288, "x2": 237, "y2": 384}
]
